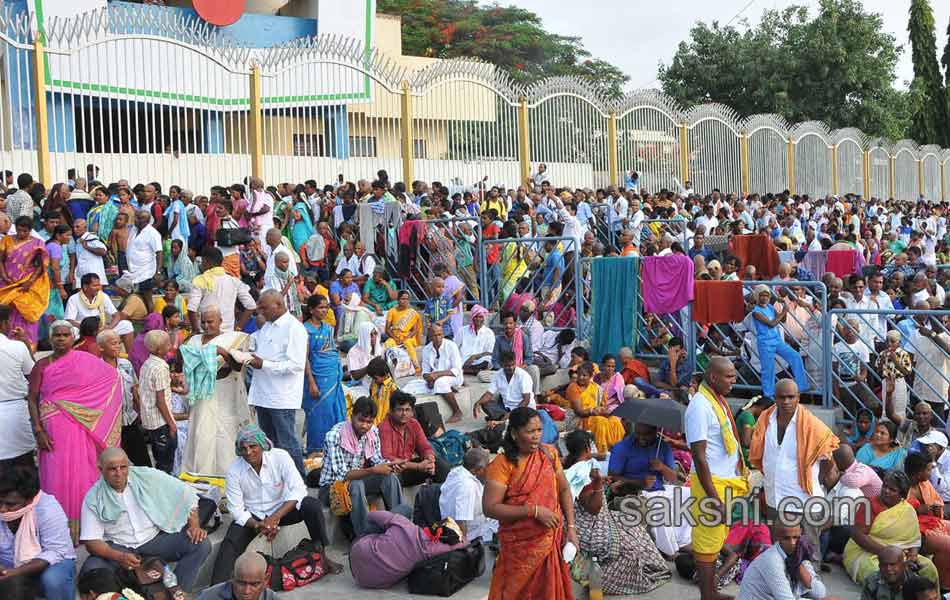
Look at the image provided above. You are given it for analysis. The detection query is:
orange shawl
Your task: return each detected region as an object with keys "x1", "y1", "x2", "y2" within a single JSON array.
[
  {"x1": 485, "y1": 445, "x2": 574, "y2": 600},
  {"x1": 749, "y1": 405, "x2": 838, "y2": 495}
]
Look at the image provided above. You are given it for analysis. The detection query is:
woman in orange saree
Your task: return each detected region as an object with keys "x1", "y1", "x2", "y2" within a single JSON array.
[
  {"x1": 904, "y1": 452, "x2": 950, "y2": 586},
  {"x1": 0, "y1": 216, "x2": 50, "y2": 343},
  {"x1": 27, "y1": 321, "x2": 122, "y2": 542},
  {"x1": 484, "y1": 407, "x2": 576, "y2": 600}
]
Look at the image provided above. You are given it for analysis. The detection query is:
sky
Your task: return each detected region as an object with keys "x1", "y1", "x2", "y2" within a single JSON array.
[{"x1": 498, "y1": 0, "x2": 950, "y2": 90}]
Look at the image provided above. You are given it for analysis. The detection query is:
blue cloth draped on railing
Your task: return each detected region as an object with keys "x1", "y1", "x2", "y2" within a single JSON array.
[{"x1": 591, "y1": 256, "x2": 639, "y2": 362}]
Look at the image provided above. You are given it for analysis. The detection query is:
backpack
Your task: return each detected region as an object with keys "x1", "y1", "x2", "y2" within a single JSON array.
[
  {"x1": 429, "y1": 430, "x2": 471, "y2": 468},
  {"x1": 412, "y1": 482, "x2": 443, "y2": 527},
  {"x1": 407, "y1": 540, "x2": 486, "y2": 597},
  {"x1": 258, "y1": 539, "x2": 329, "y2": 592},
  {"x1": 414, "y1": 402, "x2": 445, "y2": 439}
]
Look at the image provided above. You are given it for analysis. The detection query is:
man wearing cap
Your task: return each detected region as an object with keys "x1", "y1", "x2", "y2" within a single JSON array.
[
  {"x1": 917, "y1": 430, "x2": 950, "y2": 517},
  {"x1": 211, "y1": 425, "x2": 340, "y2": 585}
]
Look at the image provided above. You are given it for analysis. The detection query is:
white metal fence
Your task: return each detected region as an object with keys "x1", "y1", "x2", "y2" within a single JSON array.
[{"x1": 1, "y1": 4, "x2": 950, "y2": 200}]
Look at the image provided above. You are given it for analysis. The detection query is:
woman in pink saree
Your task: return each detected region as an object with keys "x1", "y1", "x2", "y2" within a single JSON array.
[
  {"x1": 0, "y1": 216, "x2": 50, "y2": 343},
  {"x1": 27, "y1": 320, "x2": 121, "y2": 541}
]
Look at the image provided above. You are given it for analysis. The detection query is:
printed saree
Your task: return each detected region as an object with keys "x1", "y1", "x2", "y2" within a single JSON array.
[{"x1": 0, "y1": 236, "x2": 50, "y2": 341}]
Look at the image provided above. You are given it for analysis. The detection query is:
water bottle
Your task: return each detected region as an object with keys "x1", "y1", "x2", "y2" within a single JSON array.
[
  {"x1": 162, "y1": 564, "x2": 178, "y2": 589},
  {"x1": 589, "y1": 556, "x2": 603, "y2": 600}
]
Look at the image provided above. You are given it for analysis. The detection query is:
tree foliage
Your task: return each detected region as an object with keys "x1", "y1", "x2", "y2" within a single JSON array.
[
  {"x1": 658, "y1": 0, "x2": 909, "y2": 140},
  {"x1": 376, "y1": 0, "x2": 629, "y2": 99},
  {"x1": 907, "y1": 0, "x2": 949, "y2": 146}
]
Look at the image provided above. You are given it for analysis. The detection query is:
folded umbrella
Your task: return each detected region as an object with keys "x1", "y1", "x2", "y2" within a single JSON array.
[{"x1": 611, "y1": 397, "x2": 686, "y2": 432}]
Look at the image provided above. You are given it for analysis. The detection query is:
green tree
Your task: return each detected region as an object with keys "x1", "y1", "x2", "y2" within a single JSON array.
[
  {"x1": 376, "y1": 0, "x2": 628, "y2": 99},
  {"x1": 658, "y1": 0, "x2": 906, "y2": 140},
  {"x1": 907, "y1": 0, "x2": 948, "y2": 146}
]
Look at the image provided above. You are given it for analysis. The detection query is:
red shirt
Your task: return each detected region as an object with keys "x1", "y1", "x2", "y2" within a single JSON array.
[{"x1": 378, "y1": 415, "x2": 434, "y2": 462}]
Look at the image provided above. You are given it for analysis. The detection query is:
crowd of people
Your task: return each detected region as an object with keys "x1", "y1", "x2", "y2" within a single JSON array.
[{"x1": 0, "y1": 164, "x2": 947, "y2": 599}]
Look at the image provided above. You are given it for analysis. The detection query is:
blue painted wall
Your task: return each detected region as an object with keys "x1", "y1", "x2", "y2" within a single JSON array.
[{"x1": 110, "y1": 1, "x2": 317, "y2": 47}]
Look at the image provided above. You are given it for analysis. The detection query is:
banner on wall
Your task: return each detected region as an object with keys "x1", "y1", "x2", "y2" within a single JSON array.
[{"x1": 30, "y1": 0, "x2": 377, "y2": 110}]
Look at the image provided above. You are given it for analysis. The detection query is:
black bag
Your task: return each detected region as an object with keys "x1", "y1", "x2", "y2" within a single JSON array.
[
  {"x1": 215, "y1": 226, "x2": 252, "y2": 247},
  {"x1": 407, "y1": 540, "x2": 486, "y2": 597},
  {"x1": 412, "y1": 482, "x2": 442, "y2": 527},
  {"x1": 258, "y1": 539, "x2": 329, "y2": 592},
  {"x1": 414, "y1": 401, "x2": 445, "y2": 438},
  {"x1": 469, "y1": 425, "x2": 505, "y2": 453}
]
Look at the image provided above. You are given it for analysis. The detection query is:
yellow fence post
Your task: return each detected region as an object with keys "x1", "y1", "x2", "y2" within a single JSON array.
[
  {"x1": 831, "y1": 144, "x2": 839, "y2": 196},
  {"x1": 31, "y1": 38, "x2": 51, "y2": 186},
  {"x1": 518, "y1": 97, "x2": 530, "y2": 186},
  {"x1": 248, "y1": 63, "x2": 264, "y2": 181},
  {"x1": 863, "y1": 151, "x2": 871, "y2": 199},
  {"x1": 740, "y1": 134, "x2": 750, "y2": 197},
  {"x1": 400, "y1": 81, "x2": 414, "y2": 187},
  {"x1": 607, "y1": 111, "x2": 619, "y2": 187},
  {"x1": 787, "y1": 138, "x2": 795, "y2": 195},
  {"x1": 679, "y1": 123, "x2": 689, "y2": 186},
  {"x1": 888, "y1": 156, "x2": 895, "y2": 199}
]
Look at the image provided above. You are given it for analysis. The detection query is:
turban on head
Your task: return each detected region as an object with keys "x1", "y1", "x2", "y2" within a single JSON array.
[{"x1": 235, "y1": 424, "x2": 273, "y2": 456}]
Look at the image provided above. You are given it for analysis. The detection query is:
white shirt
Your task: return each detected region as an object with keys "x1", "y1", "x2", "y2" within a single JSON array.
[
  {"x1": 248, "y1": 190, "x2": 275, "y2": 241},
  {"x1": 186, "y1": 271, "x2": 257, "y2": 333},
  {"x1": 355, "y1": 254, "x2": 376, "y2": 279},
  {"x1": 72, "y1": 232, "x2": 107, "y2": 287},
  {"x1": 126, "y1": 225, "x2": 163, "y2": 283},
  {"x1": 225, "y1": 449, "x2": 307, "y2": 527},
  {"x1": 859, "y1": 290, "x2": 894, "y2": 341},
  {"x1": 762, "y1": 410, "x2": 823, "y2": 512},
  {"x1": 335, "y1": 253, "x2": 360, "y2": 276},
  {"x1": 458, "y1": 325, "x2": 495, "y2": 365},
  {"x1": 489, "y1": 367, "x2": 535, "y2": 410},
  {"x1": 685, "y1": 389, "x2": 741, "y2": 478},
  {"x1": 65, "y1": 291, "x2": 119, "y2": 324},
  {"x1": 932, "y1": 451, "x2": 950, "y2": 502},
  {"x1": 80, "y1": 485, "x2": 195, "y2": 548},
  {"x1": 439, "y1": 466, "x2": 498, "y2": 542},
  {"x1": 421, "y1": 339, "x2": 463, "y2": 380},
  {"x1": 248, "y1": 311, "x2": 307, "y2": 410},
  {"x1": 0, "y1": 333, "x2": 34, "y2": 401}
]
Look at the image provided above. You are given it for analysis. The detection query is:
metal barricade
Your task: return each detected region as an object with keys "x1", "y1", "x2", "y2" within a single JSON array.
[
  {"x1": 478, "y1": 236, "x2": 582, "y2": 334},
  {"x1": 693, "y1": 280, "x2": 829, "y2": 400},
  {"x1": 382, "y1": 216, "x2": 482, "y2": 308},
  {"x1": 826, "y1": 308, "x2": 949, "y2": 429},
  {"x1": 641, "y1": 218, "x2": 690, "y2": 250}
]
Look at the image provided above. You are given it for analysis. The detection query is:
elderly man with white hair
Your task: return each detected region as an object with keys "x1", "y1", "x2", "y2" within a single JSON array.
[
  {"x1": 421, "y1": 323, "x2": 464, "y2": 423},
  {"x1": 96, "y1": 328, "x2": 151, "y2": 468},
  {"x1": 79, "y1": 448, "x2": 211, "y2": 593},
  {"x1": 439, "y1": 447, "x2": 497, "y2": 542},
  {"x1": 199, "y1": 551, "x2": 277, "y2": 600}
]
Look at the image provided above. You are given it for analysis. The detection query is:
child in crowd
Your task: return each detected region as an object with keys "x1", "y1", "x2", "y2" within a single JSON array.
[
  {"x1": 138, "y1": 329, "x2": 177, "y2": 473},
  {"x1": 169, "y1": 370, "x2": 190, "y2": 476},
  {"x1": 162, "y1": 305, "x2": 187, "y2": 361}
]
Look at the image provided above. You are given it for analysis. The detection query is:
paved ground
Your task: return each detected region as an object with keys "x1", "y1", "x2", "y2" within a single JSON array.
[{"x1": 279, "y1": 547, "x2": 864, "y2": 599}]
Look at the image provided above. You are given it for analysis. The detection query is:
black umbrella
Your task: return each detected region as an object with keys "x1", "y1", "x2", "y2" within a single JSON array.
[{"x1": 611, "y1": 397, "x2": 687, "y2": 432}]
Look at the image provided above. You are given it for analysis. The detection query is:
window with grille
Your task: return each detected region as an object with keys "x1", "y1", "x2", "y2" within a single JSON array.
[
  {"x1": 348, "y1": 136, "x2": 377, "y2": 158},
  {"x1": 293, "y1": 134, "x2": 325, "y2": 157},
  {"x1": 413, "y1": 139, "x2": 427, "y2": 159}
]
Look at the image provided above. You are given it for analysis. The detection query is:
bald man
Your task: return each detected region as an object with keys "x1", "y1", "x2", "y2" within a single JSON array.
[
  {"x1": 685, "y1": 357, "x2": 749, "y2": 600},
  {"x1": 749, "y1": 379, "x2": 837, "y2": 569},
  {"x1": 859, "y1": 546, "x2": 914, "y2": 600},
  {"x1": 79, "y1": 449, "x2": 211, "y2": 593},
  {"x1": 199, "y1": 552, "x2": 276, "y2": 599}
]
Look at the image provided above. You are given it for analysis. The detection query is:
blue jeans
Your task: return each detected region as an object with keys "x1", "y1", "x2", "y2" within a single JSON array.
[
  {"x1": 256, "y1": 407, "x2": 305, "y2": 477},
  {"x1": 757, "y1": 338, "x2": 809, "y2": 399},
  {"x1": 80, "y1": 532, "x2": 212, "y2": 592},
  {"x1": 633, "y1": 377, "x2": 664, "y2": 398},
  {"x1": 0, "y1": 558, "x2": 75, "y2": 600}
]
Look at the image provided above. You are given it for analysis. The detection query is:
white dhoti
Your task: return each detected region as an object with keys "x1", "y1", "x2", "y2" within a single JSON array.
[
  {"x1": 431, "y1": 375, "x2": 462, "y2": 395},
  {"x1": 0, "y1": 400, "x2": 36, "y2": 459},
  {"x1": 644, "y1": 487, "x2": 692, "y2": 556}
]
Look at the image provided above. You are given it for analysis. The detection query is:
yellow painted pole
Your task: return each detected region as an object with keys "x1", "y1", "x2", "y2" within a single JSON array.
[
  {"x1": 32, "y1": 38, "x2": 51, "y2": 187},
  {"x1": 831, "y1": 144, "x2": 839, "y2": 195},
  {"x1": 607, "y1": 111, "x2": 619, "y2": 187},
  {"x1": 679, "y1": 123, "x2": 689, "y2": 186},
  {"x1": 740, "y1": 134, "x2": 750, "y2": 196},
  {"x1": 863, "y1": 151, "x2": 871, "y2": 199},
  {"x1": 400, "y1": 81, "x2": 414, "y2": 187},
  {"x1": 888, "y1": 156, "x2": 895, "y2": 199},
  {"x1": 248, "y1": 64, "x2": 264, "y2": 181},
  {"x1": 518, "y1": 97, "x2": 530, "y2": 186},
  {"x1": 787, "y1": 139, "x2": 795, "y2": 195}
]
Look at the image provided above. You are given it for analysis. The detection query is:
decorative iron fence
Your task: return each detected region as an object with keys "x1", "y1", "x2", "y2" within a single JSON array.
[{"x1": 1, "y1": 4, "x2": 949, "y2": 200}]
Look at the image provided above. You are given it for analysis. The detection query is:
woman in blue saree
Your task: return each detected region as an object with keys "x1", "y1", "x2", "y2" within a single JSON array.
[
  {"x1": 290, "y1": 193, "x2": 315, "y2": 252},
  {"x1": 302, "y1": 294, "x2": 346, "y2": 454}
]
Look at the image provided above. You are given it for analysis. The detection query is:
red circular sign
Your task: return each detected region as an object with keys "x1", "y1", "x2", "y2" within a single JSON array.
[{"x1": 193, "y1": 0, "x2": 245, "y2": 27}]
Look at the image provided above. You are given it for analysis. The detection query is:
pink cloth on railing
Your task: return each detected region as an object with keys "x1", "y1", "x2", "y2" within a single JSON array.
[
  {"x1": 826, "y1": 249, "x2": 859, "y2": 277},
  {"x1": 641, "y1": 254, "x2": 694, "y2": 314}
]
